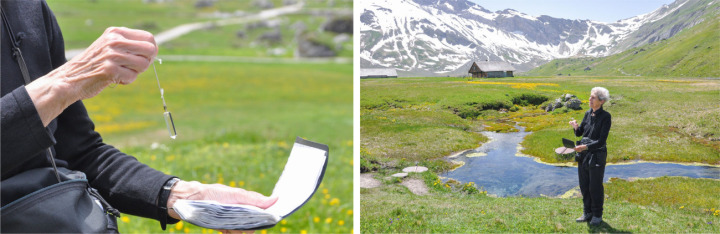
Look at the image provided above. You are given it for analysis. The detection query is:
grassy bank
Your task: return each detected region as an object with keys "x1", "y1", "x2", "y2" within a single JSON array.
[
  {"x1": 361, "y1": 175, "x2": 720, "y2": 233},
  {"x1": 48, "y1": 0, "x2": 352, "y2": 58},
  {"x1": 83, "y1": 61, "x2": 352, "y2": 233},
  {"x1": 361, "y1": 76, "x2": 720, "y2": 169}
]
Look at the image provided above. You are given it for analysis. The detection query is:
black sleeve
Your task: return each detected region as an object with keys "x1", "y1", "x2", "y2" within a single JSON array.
[
  {"x1": 0, "y1": 87, "x2": 57, "y2": 178},
  {"x1": 585, "y1": 113, "x2": 611, "y2": 151},
  {"x1": 40, "y1": 2, "x2": 176, "y2": 224},
  {"x1": 574, "y1": 111, "x2": 588, "y2": 137},
  {"x1": 54, "y1": 101, "x2": 175, "y2": 221},
  {"x1": 41, "y1": 0, "x2": 67, "y2": 70}
]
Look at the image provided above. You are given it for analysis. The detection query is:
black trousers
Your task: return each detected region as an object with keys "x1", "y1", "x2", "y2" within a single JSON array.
[{"x1": 578, "y1": 161, "x2": 605, "y2": 218}]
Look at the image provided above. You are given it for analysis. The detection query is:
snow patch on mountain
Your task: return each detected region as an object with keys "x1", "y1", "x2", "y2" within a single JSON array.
[{"x1": 360, "y1": 0, "x2": 693, "y2": 74}]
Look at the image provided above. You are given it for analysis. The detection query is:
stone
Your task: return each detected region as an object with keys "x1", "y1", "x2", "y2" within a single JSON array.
[
  {"x1": 194, "y1": 0, "x2": 214, "y2": 8},
  {"x1": 323, "y1": 17, "x2": 353, "y2": 34},
  {"x1": 563, "y1": 93, "x2": 576, "y2": 101},
  {"x1": 391, "y1": 172, "x2": 408, "y2": 178},
  {"x1": 258, "y1": 30, "x2": 282, "y2": 44},
  {"x1": 566, "y1": 98, "x2": 583, "y2": 110},
  {"x1": 297, "y1": 38, "x2": 336, "y2": 57},
  {"x1": 235, "y1": 30, "x2": 246, "y2": 38},
  {"x1": 402, "y1": 166, "x2": 428, "y2": 173},
  {"x1": 253, "y1": 0, "x2": 274, "y2": 9}
]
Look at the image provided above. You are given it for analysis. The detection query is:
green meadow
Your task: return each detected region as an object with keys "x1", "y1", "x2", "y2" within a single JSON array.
[
  {"x1": 48, "y1": 0, "x2": 352, "y2": 58},
  {"x1": 47, "y1": 0, "x2": 352, "y2": 233},
  {"x1": 361, "y1": 76, "x2": 720, "y2": 232},
  {"x1": 88, "y1": 61, "x2": 353, "y2": 233}
]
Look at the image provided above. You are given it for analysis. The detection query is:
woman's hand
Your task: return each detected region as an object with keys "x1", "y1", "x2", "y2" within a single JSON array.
[
  {"x1": 167, "y1": 180, "x2": 278, "y2": 233},
  {"x1": 26, "y1": 27, "x2": 157, "y2": 126},
  {"x1": 574, "y1": 144, "x2": 588, "y2": 152},
  {"x1": 569, "y1": 120, "x2": 579, "y2": 130}
]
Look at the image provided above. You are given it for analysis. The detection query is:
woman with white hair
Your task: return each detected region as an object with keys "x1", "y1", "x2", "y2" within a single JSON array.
[{"x1": 569, "y1": 87, "x2": 612, "y2": 226}]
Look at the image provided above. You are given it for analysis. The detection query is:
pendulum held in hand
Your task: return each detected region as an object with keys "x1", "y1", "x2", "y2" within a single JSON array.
[{"x1": 153, "y1": 58, "x2": 177, "y2": 139}]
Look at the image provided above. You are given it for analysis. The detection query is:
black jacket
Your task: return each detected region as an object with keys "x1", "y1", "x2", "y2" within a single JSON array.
[
  {"x1": 575, "y1": 107, "x2": 612, "y2": 153},
  {"x1": 1, "y1": 0, "x2": 173, "y2": 224}
]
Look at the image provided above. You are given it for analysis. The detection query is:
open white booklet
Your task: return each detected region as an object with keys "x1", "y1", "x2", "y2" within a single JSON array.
[{"x1": 172, "y1": 137, "x2": 329, "y2": 230}]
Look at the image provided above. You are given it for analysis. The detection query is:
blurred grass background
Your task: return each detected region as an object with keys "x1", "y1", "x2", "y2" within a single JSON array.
[{"x1": 47, "y1": 0, "x2": 353, "y2": 233}]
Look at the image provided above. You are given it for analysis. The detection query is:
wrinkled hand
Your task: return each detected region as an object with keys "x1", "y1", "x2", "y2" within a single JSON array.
[
  {"x1": 574, "y1": 144, "x2": 588, "y2": 152},
  {"x1": 46, "y1": 26, "x2": 157, "y2": 100},
  {"x1": 167, "y1": 180, "x2": 278, "y2": 234},
  {"x1": 26, "y1": 27, "x2": 157, "y2": 126},
  {"x1": 569, "y1": 120, "x2": 579, "y2": 130}
]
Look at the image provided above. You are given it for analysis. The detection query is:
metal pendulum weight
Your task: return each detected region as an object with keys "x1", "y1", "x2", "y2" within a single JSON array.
[{"x1": 153, "y1": 58, "x2": 177, "y2": 139}]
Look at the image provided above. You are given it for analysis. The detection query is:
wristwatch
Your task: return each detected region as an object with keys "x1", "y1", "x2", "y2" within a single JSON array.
[{"x1": 158, "y1": 177, "x2": 180, "y2": 230}]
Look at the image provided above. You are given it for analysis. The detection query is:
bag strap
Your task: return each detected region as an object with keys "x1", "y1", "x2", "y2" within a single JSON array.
[
  {"x1": 2, "y1": 8, "x2": 61, "y2": 183},
  {"x1": 1, "y1": 8, "x2": 32, "y2": 84}
]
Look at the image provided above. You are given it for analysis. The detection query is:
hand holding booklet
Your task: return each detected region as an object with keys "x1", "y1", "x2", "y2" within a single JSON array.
[{"x1": 172, "y1": 137, "x2": 329, "y2": 230}]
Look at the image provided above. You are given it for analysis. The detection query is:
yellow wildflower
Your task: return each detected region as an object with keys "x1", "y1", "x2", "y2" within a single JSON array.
[
  {"x1": 313, "y1": 217, "x2": 320, "y2": 223},
  {"x1": 151, "y1": 155, "x2": 156, "y2": 161},
  {"x1": 322, "y1": 188, "x2": 329, "y2": 194},
  {"x1": 184, "y1": 228, "x2": 190, "y2": 233},
  {"x1": 229, "y1": 181, "x2": 236, "y2": 187},
  {"x1": 679, "y1": 206, "x2": 684, "y2": 209},
  {"x1": 300, "y1": 230, "x2": 308, "y2": 234},
  {"x1": 281, "y1": 220, "x2": 287, "y2": 225},
  {"x1": 222, "y1": 142, "x2": 229, "y2": 148},
  {"x1": 260, "y1": 230, "x2": 267, "y2": 234},
  {"x1": 338, "y1": 220, "x2": 345, "y2": 226},
  {"x1": 121, "y1": 216, "x2": 130, "y2": 223},
  {"x1": 324, "y1": 194, "x2": 331, "y2": 199},
  {"x1": 166, "y1": 155, "x2": 176, "y2": 162},
  {"x1": 175, "y1": 221, "x2": 183, "y2": 230},
  {"x1": 325, "y1": 217, "x2": 333, "y2": 224},
  {"x1": 329, "y1": 198, "x2": 340, "y2": 206},
  {"x1": 347, "y1": 209, "x2": 353, "y2": 215},
  {"x1": 280, "y1": 227, "x2": 287, "y2": 233},
  {"x1": 239, "y1": 181, "x2": 245, "y2": 187}
]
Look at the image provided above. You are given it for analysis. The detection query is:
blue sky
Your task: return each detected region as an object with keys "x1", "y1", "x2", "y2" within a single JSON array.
[{"x1": 469, "y1": 0, "x2": 676, "y2": 22}]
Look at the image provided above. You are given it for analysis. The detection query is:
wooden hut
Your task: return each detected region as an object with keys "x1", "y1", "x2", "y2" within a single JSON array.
[{"x1": 468, "y1": 61, "x2": 515, "y2": 78}]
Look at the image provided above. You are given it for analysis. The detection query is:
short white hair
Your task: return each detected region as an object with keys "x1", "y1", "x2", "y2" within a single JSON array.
[{"x1": 591, "y1": 87, "x2": 610, "y2": 101}]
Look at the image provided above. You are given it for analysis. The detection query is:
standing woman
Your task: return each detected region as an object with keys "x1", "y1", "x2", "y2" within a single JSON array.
[{"x1": 569, "y1": 87, "x2": 612, "y2": 226}]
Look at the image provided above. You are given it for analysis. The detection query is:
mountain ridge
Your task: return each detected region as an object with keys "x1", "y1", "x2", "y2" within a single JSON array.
[{"x1": 360, "y1": 0, "x2": 715, "y2": 76}]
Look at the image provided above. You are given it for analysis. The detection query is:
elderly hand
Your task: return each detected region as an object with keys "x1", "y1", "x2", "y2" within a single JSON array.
[
  {"x1": 167, "y1": 180, "x2": 278, "y2": 233},
  {"x1": 26, "y1": 27, "x2": 157, "y2": 126},
  {"x1": 569, "y1": 120, "x2": 579, "y2": 130},
  {"x1": 574, "y1": 144, "x2": 588, "y2": 152}
]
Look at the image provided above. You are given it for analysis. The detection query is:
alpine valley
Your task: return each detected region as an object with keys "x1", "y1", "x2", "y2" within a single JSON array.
[{"x1": 359, "y1": 0, "x2": 718, "y2": 76}]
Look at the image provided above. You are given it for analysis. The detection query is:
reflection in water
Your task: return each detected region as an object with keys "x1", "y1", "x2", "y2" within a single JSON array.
[{"x1": 441, "y1": 126, "x2": 720, "y2": 197}]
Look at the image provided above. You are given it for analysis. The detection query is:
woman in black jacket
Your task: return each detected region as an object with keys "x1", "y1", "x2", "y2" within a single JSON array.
[{"x1": 569, "y1": 87, "x2": 611, "y2": 226}]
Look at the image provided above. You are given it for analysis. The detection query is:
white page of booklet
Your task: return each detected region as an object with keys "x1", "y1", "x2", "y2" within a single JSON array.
[{"x1": 264, "y1": 143, "x2": 327, "y2": 217}]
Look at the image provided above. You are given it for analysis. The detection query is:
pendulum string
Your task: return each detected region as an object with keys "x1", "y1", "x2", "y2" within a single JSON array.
[{"x1": 153, "y1": 58, "x2": 177, "y2": 139}]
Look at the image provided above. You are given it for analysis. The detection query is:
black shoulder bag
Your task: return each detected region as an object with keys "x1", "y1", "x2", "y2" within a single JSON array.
[{"x1": 0, "y1": 8, "x2": 120, "y2": 233}]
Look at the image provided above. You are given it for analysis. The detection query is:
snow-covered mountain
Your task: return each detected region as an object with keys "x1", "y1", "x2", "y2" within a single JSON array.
[{"x1": 359, "y1": 0, "x2": 711, "y2": 75}]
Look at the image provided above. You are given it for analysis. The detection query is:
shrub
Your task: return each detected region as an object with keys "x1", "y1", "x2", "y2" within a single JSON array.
[{"x1": 511, "y1": 93, "x2": 549, "y2": 106}]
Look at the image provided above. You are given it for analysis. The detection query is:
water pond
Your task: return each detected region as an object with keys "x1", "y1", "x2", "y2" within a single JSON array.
[{"x1": 441, "y1": 126, "x2": 720, "y2": 197}]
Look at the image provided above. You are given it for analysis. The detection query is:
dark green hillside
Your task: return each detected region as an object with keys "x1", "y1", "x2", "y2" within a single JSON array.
[{"x1": 524, "y1": 10, "x2": 719, "y2": 77}]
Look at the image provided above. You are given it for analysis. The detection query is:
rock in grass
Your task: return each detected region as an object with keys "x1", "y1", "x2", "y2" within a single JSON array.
[
  {"x1": 402, "y1": 166, "x2": 428, "y2": 173},
  {"x1": 566, "y1": 98, "x2": 582, "y2": 110},
  {"x1": 391, "y1": 172, "x2": 408, "y2": 178}
]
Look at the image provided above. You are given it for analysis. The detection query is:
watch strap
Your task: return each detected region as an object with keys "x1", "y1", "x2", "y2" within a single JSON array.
[{"x1": 158, "y1": 177, "x2": 180, "y2": 230}]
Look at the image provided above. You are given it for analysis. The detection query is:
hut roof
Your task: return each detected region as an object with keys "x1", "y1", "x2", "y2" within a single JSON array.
[
  {"x1": 470, "y1": 61, "x2": 515, "y2": 72},
  {"x1": 360, "y1": 68, "x2": 398, "y2": 77}
]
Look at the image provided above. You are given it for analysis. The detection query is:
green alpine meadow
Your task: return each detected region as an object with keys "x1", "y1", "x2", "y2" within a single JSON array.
[
  {"x1": 361, "y1": 0, "x2": 720, "y2": 232},
  {"x1": 48, "y1": 0, "x2": 353, "y2": 233}
]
